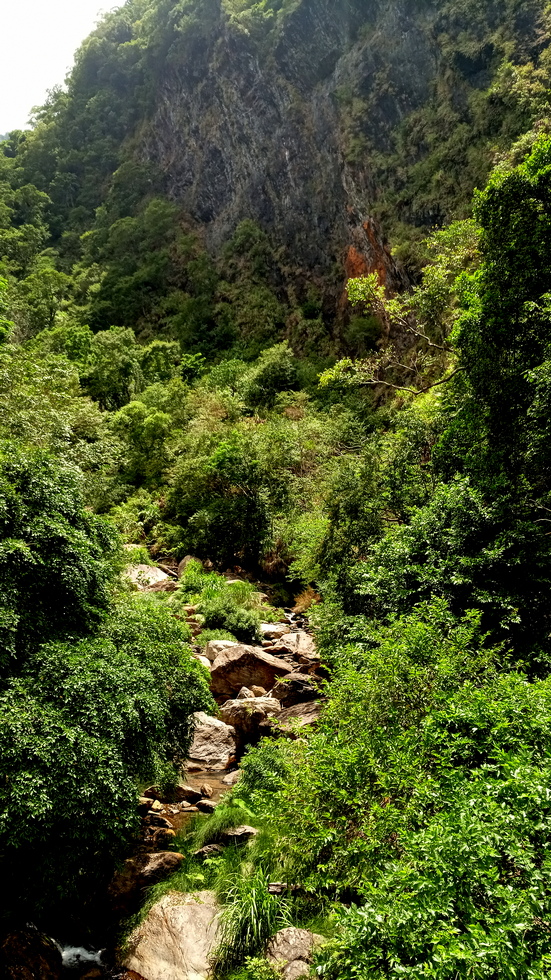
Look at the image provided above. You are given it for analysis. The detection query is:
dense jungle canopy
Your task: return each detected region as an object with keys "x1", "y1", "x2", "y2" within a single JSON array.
[{"x1": 3, "y1": 1, "x2": 551, "y2": 977}]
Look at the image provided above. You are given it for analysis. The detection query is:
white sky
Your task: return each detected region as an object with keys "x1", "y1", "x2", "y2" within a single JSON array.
[{"x1": 0, "y1": 1, "x2": 118, "y2": 134}]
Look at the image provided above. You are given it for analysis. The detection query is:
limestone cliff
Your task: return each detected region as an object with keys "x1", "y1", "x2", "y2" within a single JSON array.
[
  {"x1": 132, "y1": 0, "x2": 544, "y2": 294},
  {"x1": 137, "y1": 0, "x2": 418, "y2": 295}
]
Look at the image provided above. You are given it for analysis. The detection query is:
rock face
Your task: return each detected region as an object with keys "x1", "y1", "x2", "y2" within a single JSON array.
[
  {"x1": 271, "y1": 673, "x2": 323, "y2": 707},
  {"x1": 139, "y1": 0, "x2": 408, "y2": 303},
  {"x1": 267, "y1": 927, "x2": 326, "y2": 980},
  {"x1": 124, "y1": 891, "x2": 220, "y2": 980},
  {"x1": 210, "y1": 644, "x2": 292, "y2": 700},
  {"x1": 220, "y1": 696, "x2": 281, "y2": 740},
  {"x1": 0, "y1": 929, "x2": 63, "y2": 980},
  {"x1": 187, "y1": 712, "x2": 237, "y2": 769},
  {"x1": 109, "y1": 851, "x2": 185, "y2": 916},
  {"x1": 266, "y1": 926, "x2": 326, "y2": 980}
]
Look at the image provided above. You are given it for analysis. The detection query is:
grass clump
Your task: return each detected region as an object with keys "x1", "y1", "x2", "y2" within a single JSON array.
[
  {"x1": 213, "y1": 868, "x2": 292, "y2": 976},
  {"x1": 171, "y1": 560, "x2": 283, "y2": 644}
]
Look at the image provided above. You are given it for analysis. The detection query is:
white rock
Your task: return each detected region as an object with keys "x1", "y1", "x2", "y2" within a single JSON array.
[
  {"x1": 203, "y1": 639, "x2": 239, "y2": 662},
  {"x1": 187, "y1": 712, "x2": 237, "y2": 770},
  {"x1": 267, "y1": 927, "x2": 326, "y2": 980},
  {"x1": 193, "y1": 655, "x2": 212, "y2": 670},
  {"x1": 124, "y1": 564, "x2": 170, "y2": 589},
  {"x1": 124, "y1": 890, "x2": 220, "y2": 980},
  {"x1": 222, "y1": 770, "x2": 242, "y2": 786},
  {"x1": 260, "y1": 622, "x2": 291, "y2": 640},
  {"x1": 219, "y1": 697, "x2": 281, "y2": 737}
]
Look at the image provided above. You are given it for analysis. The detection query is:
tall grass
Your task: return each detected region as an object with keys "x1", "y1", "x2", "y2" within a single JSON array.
[{"x1": 212, "y1": 868, "x2": 292, "y2": 976}]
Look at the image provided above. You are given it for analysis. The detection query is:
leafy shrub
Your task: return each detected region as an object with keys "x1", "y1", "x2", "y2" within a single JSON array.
[
  {"x1": 0, "y1": 595, "x2": 213, "y2": 922},
  {"x1": 173, "y1": 562, "x2": 270, "y2": 644},
  {"x1": 225, "y1": 958, "x2": 280, "y2": 980},
  {"x1": 200, "y1": 596, "x2": 262, "y2": 644},
  {"x1": 0, "y1": 441, "x2": 119, "y2": 674},
  {"x1": 317, "y1": 673, "x2": 551, "y2": 979},
  {"x1": 241, "y1": 343, "x2": 298, "y2": 410}
]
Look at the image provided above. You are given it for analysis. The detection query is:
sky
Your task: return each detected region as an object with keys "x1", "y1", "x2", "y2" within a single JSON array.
[{"x1": 0, "y1": 1, "x2": 117, "y2": 134}]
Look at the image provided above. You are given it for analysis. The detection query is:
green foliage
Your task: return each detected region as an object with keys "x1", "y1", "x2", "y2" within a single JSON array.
[
  {"x1": 195, "y1": 628, "x2": 237, "y2": 648},
  {"x1": 173, "y1": 561, "x2": 270, "y2": 642},
  {"x1": 0, "y1": 442, "x2": 118, "y2": 674},
  {"x1": 200, "y1": 595, "x2": 262, "y2": 644},
  {"x1": 225, "y1": 959, "x2": 280, "y2": 980},
  {"x1": 111, "y1": 399, "x2": 172, "y2": 486},
  {"x1": 0, "y1": 594, "x2": 213, "y2": 920},
  {"x1": 241, "y1": 343, "x2": 298, "y2": 410},
  {"x1": 317, "y1": 673, "x2": 551, "y2": 979},
  {"x1": 0, "y1": 277, "x2": 14, "y2": 342},
  {"x1": 213, "y1": 868, "x2": 292, "y2": 976},
  {"x1": 82, "y1": 326, "x2": 144, "y2": 409},
  {"x1": 168, "y1": 429, "x2": 270, "y2": 566}
]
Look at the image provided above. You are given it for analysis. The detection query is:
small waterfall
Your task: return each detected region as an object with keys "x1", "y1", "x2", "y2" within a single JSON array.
[{"x1": 61, "y1": 945, "x2": 105, "y2": 972}]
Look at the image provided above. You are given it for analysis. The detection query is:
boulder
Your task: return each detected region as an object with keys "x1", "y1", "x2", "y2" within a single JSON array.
[
  {"x1": 109, "y1": 853, "x2": 184, "y2": 917},
  {"x1": 187, "y1": 712, "x2": 237, "y2": 770},
  {"x1": 269, "y1": 631, "x2": 318, "y2": 661},
  {"x1": 174, "y1": 784, "x2": 202, "y2": 804},
  {"x1": 123, "y1": 891, "x2": 220, "y2": 980},
  {"x1": 220, "y1": 697, "x2": 281, "y2": 740},
  {"x1": 177, "y1": 555, "x2": 198, "y2": 578},
  {"x1": 237, "y1": 686, "x2": 254, "y2": 699},
  {"x1": 193, "y1": 844, "x2": 225, "y2": 860},
  {"x1": 0, "y1": 929, "x2": 62, "y2": 980},
  {"x1": 271, "y1": 673, "x2": 323, "y2": 707},
  {"x1": 251, "y1": 685, "x2": 267, "y2": 697},
  {"x1": 139, "y1": 796, "x2": 153, "y2": 815},
  {"x1": 267, "y1": 927, "x2": 325, "y2": 980},
  {"x1": 260, "y1": 622, "x2": 291, "y2": 640},
  {"x1": 146, "y1": 579, "x2": 179, "y2": 594},
  {"x1": 197, "y1": 798, "x2": 217, "y2": 813},
  {"x1": 145, "y1": 814, "x2": 172, "y2": 829},
  {"x1": 124, "y1": 565, "x2": 170, "y2": 590},
  {"x1": 148, "y1": 827, "x2": 177, "y2": 848},
  {"x1": 203, "y1": 639, "x2": 238, "y2": 662},
  {"x1": 210, "y1": 645, "x2": 292, "y2": 700},
  {"x1": 144, "y1": 784, "x2": 202, "y2": 805},
  {"x1": 200, "y1": 782, "x2": 213, "y2": 798},
  {"x1": 220, "y1": 825, "x2": 258, "y2": 845},
  {"x1": 222, "y1": 769, "x2": 242, "y2": 786},
  {"x1": 193, "y1": 655, "x2": 212, "y2": 670},
  {"x1": 267, "y1": 702, "x2": 322, "y2": 738}
]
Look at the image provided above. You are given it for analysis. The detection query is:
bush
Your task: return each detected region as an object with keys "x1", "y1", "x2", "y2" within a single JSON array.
[
  {"x1": 0, "y1": 441, "x2": 119, "y2": 675},
  {"x1": 0, "y1": 594, "x2": 214, "y2": 922},
  {"x1": 200, "y1": 596, "x2": 262, "y2": 644},
  {"x1": 196, "y1": 628, "x2": 237, "y2": 648},
  {"x1": 241, "y1": 343, "x2": 298, "y2": 410},
  {"x1": 225, "y1": 958, "x2": 279, "y2": 980}
]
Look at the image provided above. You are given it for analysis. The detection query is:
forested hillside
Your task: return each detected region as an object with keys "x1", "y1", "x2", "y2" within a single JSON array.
[{"x1": 2, "y1": 0, "x2": 551, "y2": 977}]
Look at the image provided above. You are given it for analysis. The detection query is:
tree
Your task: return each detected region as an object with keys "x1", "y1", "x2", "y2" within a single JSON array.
[
  {"x1": 0, "y1": 594, "x2": 213, "y2": 922},
  {"x1": 0, "y1": 442, "x2": 118, "y2": 675}
]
